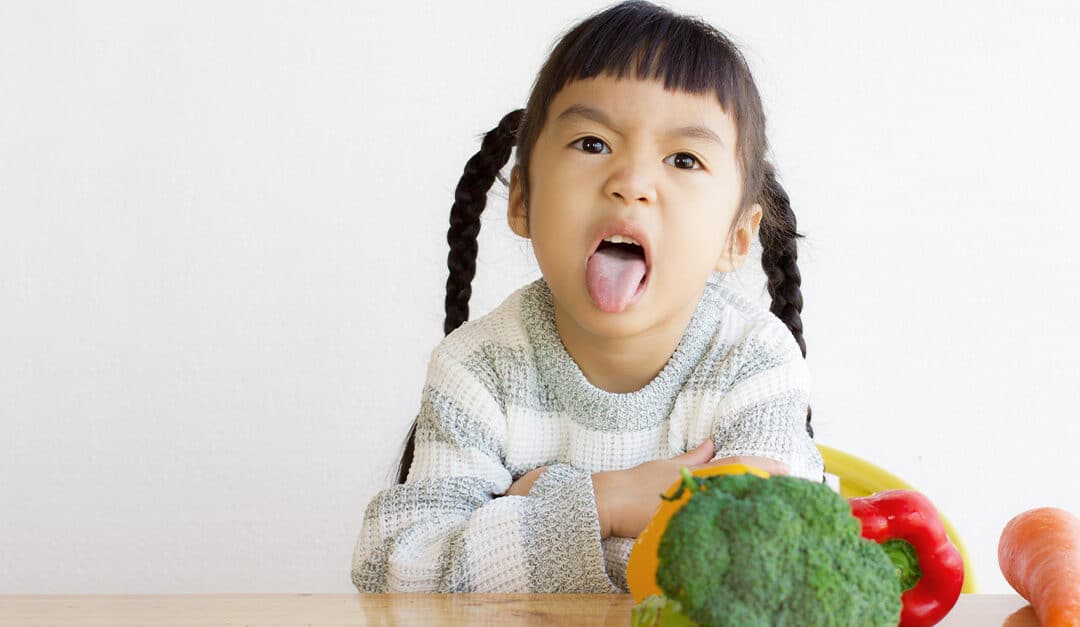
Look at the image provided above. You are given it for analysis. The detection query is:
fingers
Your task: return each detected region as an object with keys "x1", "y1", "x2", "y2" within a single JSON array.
[
  {"x1": 671, "y1": 443, "x2": 790, "y2": 477},
  {"x1": 707, "y1": 455, "x2": 790, "y2": 475},
  {"x1": 674, "y1": 439, "x2": 715, "y2": 463}
]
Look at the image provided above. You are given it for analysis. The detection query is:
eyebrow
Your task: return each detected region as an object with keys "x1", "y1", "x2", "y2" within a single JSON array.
[{"x1": 554, "y1": 103, "x2": 725, "y2": 148}]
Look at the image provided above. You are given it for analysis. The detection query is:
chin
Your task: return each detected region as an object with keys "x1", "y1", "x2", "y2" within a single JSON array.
[{"x1": 578, "y1": 296, "x2": 658, "y2": 338}]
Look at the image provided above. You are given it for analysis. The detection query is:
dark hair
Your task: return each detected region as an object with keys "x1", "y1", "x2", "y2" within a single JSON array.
[{"x1": 396, "y1": 0, "x2": 810, "y2": 484}]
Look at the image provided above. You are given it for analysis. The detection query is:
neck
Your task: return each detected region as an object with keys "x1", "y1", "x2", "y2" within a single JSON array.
[{"x1": 553, "y1": 295, "x2": 702, "y2": 394}]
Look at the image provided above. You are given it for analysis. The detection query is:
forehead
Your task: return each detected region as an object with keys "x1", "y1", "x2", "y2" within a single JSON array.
[{"x1": 545, "y1": 75, "x2": 737, "y2": 144}]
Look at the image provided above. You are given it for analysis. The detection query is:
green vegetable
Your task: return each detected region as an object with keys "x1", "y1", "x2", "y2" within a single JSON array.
[
  {"x1": 638, "y1": 471, "x2": 902, "y2": 627},
  {"x1": 631, "y1": 595, "x2": 699, "y2": 627}
]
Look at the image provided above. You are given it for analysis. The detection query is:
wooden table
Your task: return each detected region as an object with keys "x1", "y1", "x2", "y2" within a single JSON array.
[{"x1": 0, "y1": 593, "x2": 1039, "y2": 626}]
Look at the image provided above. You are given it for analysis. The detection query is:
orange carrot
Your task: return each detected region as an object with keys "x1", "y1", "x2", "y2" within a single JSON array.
[{"x1": 998, "y1": 507, "x2": 1080, "y2": 626}]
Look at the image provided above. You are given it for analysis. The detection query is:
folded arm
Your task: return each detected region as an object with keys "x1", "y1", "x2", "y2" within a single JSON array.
[{"x1": 351, "y1": 350, "x2": 619, "y2": 593}]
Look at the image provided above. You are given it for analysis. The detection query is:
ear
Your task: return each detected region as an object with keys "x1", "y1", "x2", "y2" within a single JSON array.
[
  {"x1": 507, "y1": 164, "x2": 530, "y2": 239},
  {"x1": 714, "y1": 203, "x2": 763, "y2": 272}
]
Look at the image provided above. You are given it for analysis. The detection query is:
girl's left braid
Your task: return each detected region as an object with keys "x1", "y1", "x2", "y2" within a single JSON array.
[{"x1": 758, "y1": 163, "x2": 813, "y2": 438}]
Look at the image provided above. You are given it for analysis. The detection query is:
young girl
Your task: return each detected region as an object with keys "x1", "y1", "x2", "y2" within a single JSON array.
[{"x1": 353, "y1": 0, "x2": 823, "y2": 593}]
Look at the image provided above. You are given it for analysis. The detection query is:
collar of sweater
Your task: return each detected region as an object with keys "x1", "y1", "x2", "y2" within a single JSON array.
[{"x1": 521, "y1": 271, "x2": 730, "y2": 432}]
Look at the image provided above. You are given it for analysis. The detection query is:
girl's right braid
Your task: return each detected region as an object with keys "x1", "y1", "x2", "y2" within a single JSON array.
[
  {"x1": 444, "y1": 109, "x2": 525, "y2": 336},
  {"x1": 758, "y1": 163, "x2": 813, "y2": 438},
  {"x1": 396, "y1": 109, "x2": 523, "y2": 485}
]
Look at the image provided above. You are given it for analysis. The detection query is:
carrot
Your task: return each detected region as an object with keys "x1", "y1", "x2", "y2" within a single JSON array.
[{"x1": 998, "y1": 507, "x2": 1080, "y2": 626}]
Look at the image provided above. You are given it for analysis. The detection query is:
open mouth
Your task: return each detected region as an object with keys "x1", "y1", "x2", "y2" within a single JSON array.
[
  {"x1": 586, "y1": 240, "x2": 650, "y2": 313},
  {"x1": 596, "y1": 240, "x2": 644, "y2": 254}
]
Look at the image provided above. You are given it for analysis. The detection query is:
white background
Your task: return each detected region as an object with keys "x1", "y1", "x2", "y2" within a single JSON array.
[{"x1": 2, "y1": 0, "x2": 1078, "y2": 595}]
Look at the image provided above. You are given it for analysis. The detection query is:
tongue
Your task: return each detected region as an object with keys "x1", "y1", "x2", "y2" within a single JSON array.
[{"x1": 586, "y1": 247, "x2": 647, "y2": 313}]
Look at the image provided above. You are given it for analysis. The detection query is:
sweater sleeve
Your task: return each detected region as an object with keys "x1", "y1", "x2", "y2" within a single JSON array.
[
  {"x1": 710, "y1": 332, "x2": 824, "y2": 482},
  {"x1": 351, "y1": 347, "x2": 618, "y2": 593}
]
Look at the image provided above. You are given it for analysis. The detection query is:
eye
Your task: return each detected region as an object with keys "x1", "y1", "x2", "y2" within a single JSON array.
[
  {"x1": 664, "y1": 152, "x2": 702, "y2": 170},
  {"x1": 570, "y1": 136, "x2": 610, "y2": 154}
]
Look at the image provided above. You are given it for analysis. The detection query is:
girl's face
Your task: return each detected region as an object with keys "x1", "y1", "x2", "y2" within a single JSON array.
[{"x1": 508, "y1": 74, "x2": 761, "y2": 341}]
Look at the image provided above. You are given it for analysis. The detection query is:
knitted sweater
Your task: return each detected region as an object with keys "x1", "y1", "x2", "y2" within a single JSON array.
[{"x1": 351, "y1": 271, "x2": 824, "y2": 593}]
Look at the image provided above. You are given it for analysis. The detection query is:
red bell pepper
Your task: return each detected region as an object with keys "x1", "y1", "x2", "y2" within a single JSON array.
[{"x1": 849, "y1": 490, "x2": 965, "y2": 627}]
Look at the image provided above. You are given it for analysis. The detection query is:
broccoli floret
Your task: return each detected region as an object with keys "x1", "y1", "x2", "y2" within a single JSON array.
[
  {"x1": 653, "y1": 472, "x2": 901, "y2": 627},
  {"x1": 631, "y1": 595, "x2": 700, "y2": 627}
]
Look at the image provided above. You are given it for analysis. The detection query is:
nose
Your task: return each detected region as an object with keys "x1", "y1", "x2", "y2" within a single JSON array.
[{"x1": 602, "y1": 150, "x2": 657, "y2": 205}]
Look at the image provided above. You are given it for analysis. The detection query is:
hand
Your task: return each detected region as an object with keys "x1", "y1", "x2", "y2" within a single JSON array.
[
  {"x1": 711, "y1": 454, "x2": 790, "y2": 477},
  {"x1": 503, "y1": 465, "x2": 550, "y2": 497},
  {"x1": 591, "y1": 440, "x2": 789, "y2": 539}
]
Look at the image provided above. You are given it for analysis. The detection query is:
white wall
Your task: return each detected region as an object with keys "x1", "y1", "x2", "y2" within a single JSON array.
[{"x1": 2, "y1": 0, "x2": 1078, "y2": 594}]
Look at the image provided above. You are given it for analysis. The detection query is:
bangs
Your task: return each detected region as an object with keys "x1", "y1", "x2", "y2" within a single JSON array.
[
  {"x1": 546, "y1": 1, "x2": 744, "y2": 112},
  {"x1": 517, "y1": 0, "x2": 768, "y2": 209}
]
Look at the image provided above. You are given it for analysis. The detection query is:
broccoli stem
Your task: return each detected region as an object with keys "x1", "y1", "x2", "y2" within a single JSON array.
[{"x1": 880, "y1": 538, "x2": 922, "y2": 592}]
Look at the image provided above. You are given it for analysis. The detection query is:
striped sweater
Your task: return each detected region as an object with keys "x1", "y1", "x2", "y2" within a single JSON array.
[{"x1": 352, "y1": 271, "x2": 823, "y2": 593}]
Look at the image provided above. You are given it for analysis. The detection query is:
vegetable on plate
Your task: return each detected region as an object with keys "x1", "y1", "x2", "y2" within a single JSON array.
[
  {"x1": 849, "y1": 490, "x2": 965, "y2": 626},
  {"x1": 629, "y1": 466, "x2": 902, "y2": 626},
  {"x1": 628, "y1": 465, "x2": 965, "y2": 627}
]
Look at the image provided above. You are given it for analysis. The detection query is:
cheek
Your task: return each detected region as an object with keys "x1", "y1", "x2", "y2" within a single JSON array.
[
  {"x1": 663, "y1": 194, "x2": 737, "y2": 255},
  {"x1": 669, "y1": 221, "x2": 727, "y2": 259},
  {"x1": 529, "y1": 174, "x2": 591, "y2": 233}
]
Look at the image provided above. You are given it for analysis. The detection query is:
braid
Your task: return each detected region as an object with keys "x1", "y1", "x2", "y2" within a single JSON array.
[
  {"x1": 443, "y1": 109, "x2": 525, "y2": 335},
  {"x1": 396, "y1": 109, "x2": 524, "y2": 485},
  {"x1": 758, "y1": 163, "x2": 813, "y2": 438}
]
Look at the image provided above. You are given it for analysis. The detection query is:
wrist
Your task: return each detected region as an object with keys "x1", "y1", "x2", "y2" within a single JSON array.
[
  {"x1": 504, "y1": 465, "x2": 550, "y2": 498},
  {"x1": 591, "y1": 470, "x2": 616, "y2": 539}
]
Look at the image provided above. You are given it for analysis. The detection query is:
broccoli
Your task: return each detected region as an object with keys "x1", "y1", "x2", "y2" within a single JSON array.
[
  {"x1": 633, "y1": 470, "x2": 902, "y2": 627},
  {"x1": 631, "y1": 595, "x2": 699, "y2": 627}
]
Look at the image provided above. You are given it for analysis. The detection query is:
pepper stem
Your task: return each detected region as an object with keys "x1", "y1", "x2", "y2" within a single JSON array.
[
  {"x1": 881, "y1": 538, "x2": 922, "y2": 592},
  {"x1": 679, "y1": 466, "x2": 698, "y2": 493},
  {"x1": 660, "y1": 467, "x2": 701, "y2": 502}
]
